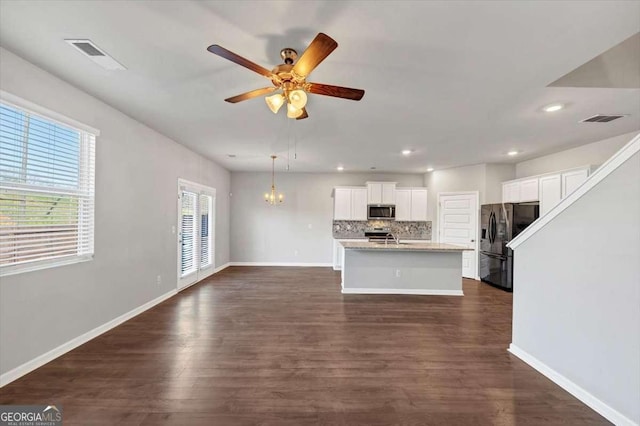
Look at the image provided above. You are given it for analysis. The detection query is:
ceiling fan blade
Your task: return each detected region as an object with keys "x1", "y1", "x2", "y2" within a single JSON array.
[
  {"x1": 296, "y1": 108, "x2": 309, "y2": 120},
  {"x1": 292, "y1": 33, "x2": 338, "y2": 77},
  {"x1": 224, "y1": 87, "x2": 276, "y2": 103},
  {"x1": 207, "y1": 44, "x2": 273, "y2": 78},
  {"x1": 307, "y1": 83, "x2": 365, "y2": 101}
]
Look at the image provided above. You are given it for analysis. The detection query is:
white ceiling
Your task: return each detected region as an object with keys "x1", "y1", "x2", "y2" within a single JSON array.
[{"x1": 1, "y1": 1, "x2": 639, "y2": 173}]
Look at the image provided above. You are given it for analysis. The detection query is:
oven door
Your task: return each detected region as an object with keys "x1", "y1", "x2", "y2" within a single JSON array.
[{"x1": 479, "y1": 251, "x2": 513, "y2": 291}]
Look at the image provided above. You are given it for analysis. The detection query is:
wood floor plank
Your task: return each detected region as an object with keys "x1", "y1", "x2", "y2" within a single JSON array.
[{"x1": 0, "y1": 266, "x2": 610, "y2": 425}]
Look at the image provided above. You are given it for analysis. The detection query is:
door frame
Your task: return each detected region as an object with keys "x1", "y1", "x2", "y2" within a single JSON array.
[
  {"x1": 177, "y1": 178, "x2": 216, "y2": 291},
  {"x1": 436, "y1": 191, "x2": 480, "y2": 280}
]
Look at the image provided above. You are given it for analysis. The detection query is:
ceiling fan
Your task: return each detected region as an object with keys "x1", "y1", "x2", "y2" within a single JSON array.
[{"x1": 207, "y1": 33, "x2": 365, "y2": 120}]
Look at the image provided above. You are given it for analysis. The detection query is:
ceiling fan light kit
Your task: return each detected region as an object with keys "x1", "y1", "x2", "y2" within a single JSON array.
[{"x1": 207, "y1": 33, "x2": 365, "y2": 120}]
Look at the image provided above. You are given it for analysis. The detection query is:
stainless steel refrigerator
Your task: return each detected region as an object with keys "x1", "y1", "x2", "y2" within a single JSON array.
[{"x1": 479, "y1": 203, "x2": 539, "y2": 291}]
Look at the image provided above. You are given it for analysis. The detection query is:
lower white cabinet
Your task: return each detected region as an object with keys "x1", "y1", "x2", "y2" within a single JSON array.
[
  {"x1": 395, "y1": 188, "x2": 428, "y2": 221},
  {"x1": 334, "y1": 187, "x2": 367, "y2": 220},
  {"x1": 333, "y1": 239, "x2": 366, "y2": 270}
]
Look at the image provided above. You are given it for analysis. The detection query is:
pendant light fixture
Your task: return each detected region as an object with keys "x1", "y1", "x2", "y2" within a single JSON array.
[{"x1": 264, "y1": 155, "x2": 284, "y2": 204}]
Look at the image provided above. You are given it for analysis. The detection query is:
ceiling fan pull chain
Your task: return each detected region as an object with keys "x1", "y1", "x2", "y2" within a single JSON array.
[{"x1": 286, "y1": 115, "x2": 291, "y2": 171}]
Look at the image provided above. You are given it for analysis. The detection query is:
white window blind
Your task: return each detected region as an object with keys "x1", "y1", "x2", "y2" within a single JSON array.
[
  {"x1": 199, "y1": 193, "x2": 212, "y2": 269},
  {"x1": 180, "y1": 190, "x2": 198, "y2": 277},
  {"x1": 0, "y1": 101, "x2": 96, "y2": 275}
]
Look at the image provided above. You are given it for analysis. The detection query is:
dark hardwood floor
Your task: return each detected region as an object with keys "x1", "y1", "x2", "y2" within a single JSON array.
[{"x1": 0, "y1": 267, "x2": 609, "y2": 425}]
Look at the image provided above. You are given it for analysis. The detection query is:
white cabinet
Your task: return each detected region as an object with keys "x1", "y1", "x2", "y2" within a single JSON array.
[
  {"x1": 502, "y1": 181, "x2": 520, "y2": 203},
  {"x1": 539, "y1": 174, "x2": 562, "y2": 216},
  {"x1": 501, "y1": 166, "x2": 589, "y2": 208},
  {"x1": 562, "y1": 169, "x2": 589, "y2": 198},
  {"x1": 334, "y1": 188, "x2": 352, "y2": 220},
  {"x1": 502, "y1": 179, "x2": 538, "y2": 203},
  {"x1": 367, "y1": 182, "x2": 396, "y2": 204},
  {"x1": 395, "y1": 189, "x2": 412, "y2": 221},
  {"x1": 410, "y1": 189, "x2": 428, "y2": 221},
  {"x1": 334, "y1": 187, "x2": 368, "y2": 221},
  {"x1": 351, "y1": 188, "x2": 368, "y2": 220},
  {"x1": 395, "y1": 188, "x2": 428, "y2": 221},
  {"x1": 519, "y1": 178, "x2": 539, "y2": 202},
  {"x1": 332, "y1": 239, "x2": 366, "y2": 270}
]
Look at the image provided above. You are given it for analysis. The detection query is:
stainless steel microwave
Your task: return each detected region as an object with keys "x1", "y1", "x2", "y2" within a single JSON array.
[{"x1": 368, "y1": 205, "x2": 396, "y2": 220}]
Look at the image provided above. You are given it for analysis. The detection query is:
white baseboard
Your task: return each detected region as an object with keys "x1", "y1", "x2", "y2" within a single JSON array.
[
  {"x1": 213, "y1": 262, "x2": 231, "y2": 273},
  {"x1": 341, "y1": 288, "x2": 464, "y2": 296},
  {"x1": 229, "y1": 262, "x2": 333, "y2": 267},
  {"x1": 0, "y1": 289, "x2": 177, "y2": 388},
  {"x1": 1, "y1": 262, "x2": 233, "y2": 387},
  {"x1": 508, "y1": 344, "x2": 637, "y2": 426}
]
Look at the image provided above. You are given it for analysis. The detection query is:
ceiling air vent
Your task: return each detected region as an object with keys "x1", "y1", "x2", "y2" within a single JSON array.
[
  {"x1": 64, "y1": 39, "x2": 126, "y2": 71},
  {"x1": 581, "y1": 114, "x2": 627, "y2": 123}
]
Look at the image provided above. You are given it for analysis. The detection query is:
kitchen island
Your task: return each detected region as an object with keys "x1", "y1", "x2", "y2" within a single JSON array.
[{"x1": 340, "y1": 241, "x2": 471, "y2": 296}]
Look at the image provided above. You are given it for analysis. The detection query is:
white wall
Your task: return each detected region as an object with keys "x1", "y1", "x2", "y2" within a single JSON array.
[
  {"x1": 511, "y1": 150, "x2": 640, "y2": 425},
  {"x1": 0, "y1": 48, "x2": 230, "y2": 376},
  {"x1": 230, "y1": 172, "x2": 423, "y2": 264},
  {"x1": 423, "y1": 163, "x2": 515, "y2": 239},
  {"x1": 515, "y1": 131, "x2": 637, "y2": 178}
]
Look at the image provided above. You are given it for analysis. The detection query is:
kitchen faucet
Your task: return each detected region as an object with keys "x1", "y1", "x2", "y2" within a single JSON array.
[{"x1": 385, "y1": 232, "x2": 400, "y2": 246}]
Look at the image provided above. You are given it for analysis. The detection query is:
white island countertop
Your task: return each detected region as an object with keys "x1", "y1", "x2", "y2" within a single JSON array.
[{"x1": 341, "y1": 241, "x2": 471, "y2": 252}]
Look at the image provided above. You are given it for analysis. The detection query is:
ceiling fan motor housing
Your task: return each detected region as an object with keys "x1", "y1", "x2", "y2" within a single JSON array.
[{"x1": 280, "y1": 48, "x2": 298, "y2": 64}]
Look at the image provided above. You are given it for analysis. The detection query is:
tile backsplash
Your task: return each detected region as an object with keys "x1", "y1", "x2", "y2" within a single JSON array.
[{"x1": 333, "y1": 220, "x2": 432, "y2": 240}]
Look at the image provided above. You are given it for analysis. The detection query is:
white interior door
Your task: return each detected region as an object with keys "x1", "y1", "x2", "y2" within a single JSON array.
[
  {"x1": 438, "y1": 193, "x2": 478, "y2": 279},
  {"x1": 178, "y1": 180, "x2": 215, "y2": 290}
]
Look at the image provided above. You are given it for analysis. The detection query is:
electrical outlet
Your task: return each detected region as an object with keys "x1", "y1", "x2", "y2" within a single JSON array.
[
  {"x1": 294, "y1": 249, "x2": 299, "y2": 256},
  {"x1": 156, "y1": 275, "x2": 162, "y2": 285},
  {"x1": 395, "y1": 269, "x2": 401, "y2": 278}
]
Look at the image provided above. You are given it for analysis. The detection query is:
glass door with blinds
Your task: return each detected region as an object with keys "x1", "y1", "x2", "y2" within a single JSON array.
[{"x1": 177, "y1": 179, "x2": 215, "y2": 290}]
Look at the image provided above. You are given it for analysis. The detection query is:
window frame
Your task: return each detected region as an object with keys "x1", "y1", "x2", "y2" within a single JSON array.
[{"x1": 0, "y1": 91, "x2": 99, "y2": 277}]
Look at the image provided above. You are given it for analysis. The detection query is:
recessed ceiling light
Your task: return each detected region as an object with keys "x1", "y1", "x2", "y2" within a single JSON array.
[
  {"x1": 401, "y1": 149, "x2": 412, "y2": 156},
  {"x1": 507, "y1": 150, "x2": 519, "y2": 156},
  {"x1": 543, "y1": 103, "x2": 564, "y2": 113},
  {"x1": 336, "y1": 166, "x2": 344, "y2": 171},
  {"x1": 426, "y1": 167, "x2": 434, "y2": 172}
]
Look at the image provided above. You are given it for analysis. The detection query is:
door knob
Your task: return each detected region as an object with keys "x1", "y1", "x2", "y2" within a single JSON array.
[{"x1": 470, "y1": 239, "x2": 475, "y2": 242}]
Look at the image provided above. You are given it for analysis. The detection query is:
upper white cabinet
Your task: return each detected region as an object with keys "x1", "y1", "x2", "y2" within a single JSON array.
[
  {"x1": 502, "y1": 166, "x2": 591, "y2": 215},
  {"x1": 502, "y1": 178, "x2": 538, "y2": 203},
  {"x1": 539, "y1": 174, "x2": 562, "y2": 216},
  {"x1": 334, "y1": 187, "x2": 368, "y2": 221},
  {"x1": 367, "y1": 182, "x2": 396, "y2": 205},
  {"x1": 395, "y1": 188, "x2": 428, "y2": 221},
  {"x1": 411, "y1": 189, "x2": 428, "y2": 221},
  {"x1": 562, "y1": 169, "x2": 589, "y2": 198},
  {"x1": 395, "y1": 189, "x2": 412, "y2": 221},
  {"x1": 334, "y1": 188, "x2": 352, "y2": 220},
  {"x1": 351, "y1": 188, "x2": 368, "y2": 220},
  {"x1": 502, "y1": 181, "x2": 520, "y2": 203},
  {"x1": 519, "y1": 178, "x2": 540, "y2": 202}
]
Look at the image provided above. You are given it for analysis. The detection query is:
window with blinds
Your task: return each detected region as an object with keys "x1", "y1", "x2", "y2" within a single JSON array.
[
  {"x1": 180, "y1": 191, "x2": 198, "y2": 277},
  {"x1": 199, "y1": 193, "x2": 212, "y2": 269},
  {"x1": 0, "y1": 101, "x2": 96, "y2": 275}
]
